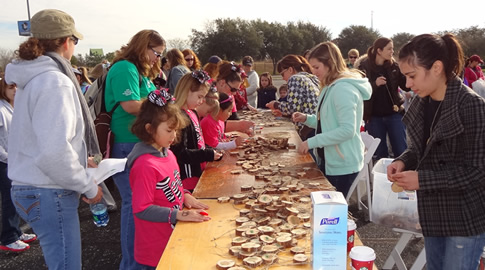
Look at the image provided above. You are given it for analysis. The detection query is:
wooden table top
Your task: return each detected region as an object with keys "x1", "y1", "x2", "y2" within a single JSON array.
[
  {"x1": 193, "y1": 121, "x2": 332, "y2": 199},
  {"x1": 157, "y1": 200, "x2": 377, "y2": 270}
]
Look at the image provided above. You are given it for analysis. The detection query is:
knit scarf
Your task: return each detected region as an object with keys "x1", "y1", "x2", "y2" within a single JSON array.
[{"x1": 45, "y1": 52, "x2": 101, "y2": 159}]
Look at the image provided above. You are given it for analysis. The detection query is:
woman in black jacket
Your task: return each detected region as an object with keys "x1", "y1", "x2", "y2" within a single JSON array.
[{"x1": 358, "y1": 37, "x2": 410, "y2": 159}]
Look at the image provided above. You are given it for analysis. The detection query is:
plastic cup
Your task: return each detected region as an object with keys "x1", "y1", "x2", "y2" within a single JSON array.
[
  {"x1": 349, "y1": 246, "x2": 376, "y2": 270},
  {"x1": 347, "y1": 219, "x2": 357, "y2": 252}
]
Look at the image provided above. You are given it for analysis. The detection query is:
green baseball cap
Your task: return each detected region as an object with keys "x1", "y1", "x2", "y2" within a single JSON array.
[{"x1": 30, "y1": 9, "x2": 83, "y2": 40}]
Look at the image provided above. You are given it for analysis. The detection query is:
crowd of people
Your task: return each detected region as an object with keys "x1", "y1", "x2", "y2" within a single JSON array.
[{"x1": 1, "y1": 8, "x2": 485, "y2": 270}]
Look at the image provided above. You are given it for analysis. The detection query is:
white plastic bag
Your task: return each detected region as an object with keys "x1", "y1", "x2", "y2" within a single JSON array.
[
  {"x1": 472, "y1": 79, "x2": 485, "y2": 99},
  {"x1": 371, "y1": 158, "x2": 421, "y2": 233}
]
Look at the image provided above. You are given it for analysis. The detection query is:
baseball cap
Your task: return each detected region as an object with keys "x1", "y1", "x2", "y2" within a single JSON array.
[
  {"x1": 31, "y1": 9, "x2": 84, "y2": 40},
  {"x1": 208, "y1": 55, "x2": 222, "y2": 64},
  {"x1": 470, "y1": 54, "x2": 484, "y2": 64},
  {"x1": 242, "y1": 56, "x2": 254, "y2": 66}
]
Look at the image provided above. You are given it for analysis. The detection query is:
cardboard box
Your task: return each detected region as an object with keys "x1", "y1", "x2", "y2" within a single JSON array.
[{"x1": 311, "y1": 191, "x2": 348, "y2": 270}]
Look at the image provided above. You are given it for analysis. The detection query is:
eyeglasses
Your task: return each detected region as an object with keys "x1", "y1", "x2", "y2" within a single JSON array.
[
  {"x1": 70, "y1": 36, "x2": 79, "y2": 45},
  {"x1": 150, "y1": 48, "x2": 162, "y2": 58},
  {"x1": 349, "y1": 56, "x2": 357, "y2": 59},
  {"x1": 279, "y1": 68, "x2": 288, "y2": 76},
  {"x1": 185, "y1": 58, "x2": 194, "y2": 62}
]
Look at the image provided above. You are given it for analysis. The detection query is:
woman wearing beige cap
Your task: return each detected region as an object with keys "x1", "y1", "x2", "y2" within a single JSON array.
[{"x1": 4, "y1": 9, "x2": 102, "y2": 270}]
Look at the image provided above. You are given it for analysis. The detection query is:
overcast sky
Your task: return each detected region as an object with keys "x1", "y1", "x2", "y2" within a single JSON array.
[{"x1": 1, "y1": 0, "x2": 484, "y2": 57}]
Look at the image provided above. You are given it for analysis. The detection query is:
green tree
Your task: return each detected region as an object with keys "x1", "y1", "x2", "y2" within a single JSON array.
[
  {"x1": 105, "y1": 52, "x2": 115, "y2": 63},
  {"x1": 455, "y1": 26, "x2": 485, "y2": 58},
  {"x1": 167, "y1": 38, "x2": 191, "y2": 51},
  {"x1": 190, "y1": 18, "x2": 263, "y2": 64},
  {"x1": 0, "y1": 48, "x2": 16, "y2": 72},
  {"x1": 391, "y1": 32, "x2": 415, "y2": 54},
  {"x1": 336, "y1": 25, "x2": 381, "y2": 58},
  {"x1": 251, "y1": 20, "x2": 287, "y2": 74}
]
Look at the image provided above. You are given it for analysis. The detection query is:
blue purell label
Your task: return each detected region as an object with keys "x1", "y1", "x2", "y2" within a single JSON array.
[
  {"x1": 321, "y1": 193, "x2": 331, "y2": 199},
  {"x1": 320, "y1": 217, "x2": 340, "y2": 225}
]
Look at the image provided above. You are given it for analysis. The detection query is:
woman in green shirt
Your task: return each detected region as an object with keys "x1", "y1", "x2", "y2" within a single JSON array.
[{"x1": 104, "y1": 29, "x2": 165, "y2": 270}]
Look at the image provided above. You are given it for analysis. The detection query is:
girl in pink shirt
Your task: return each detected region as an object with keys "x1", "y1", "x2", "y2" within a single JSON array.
[
  {"x1": 127, "y1": 90, "x2": 210, "y2": 268},
  {"x1": 200, "y1": 92, "x2": 245, "y2": 150}
]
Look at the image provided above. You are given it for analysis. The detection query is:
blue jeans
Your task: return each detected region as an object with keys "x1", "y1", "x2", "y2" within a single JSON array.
[
  {"x1": 11, "y1": 186, "x2": 81, "y2": 270},
  {"x1": 365, "y1": 113, "x2": 407, "y2": 159},
  {"x1": 111, "y1": 142, "x2": 137, "y2": 270},
  {"x1": 0, "y1": 162, "x2": 22, "y2": 245},
  {"x1": 324, "y1": 171, "x2": 359, "y2": 198},
  {"x1": 424, "y1": 233, "x2": 485, "y2": 270}
]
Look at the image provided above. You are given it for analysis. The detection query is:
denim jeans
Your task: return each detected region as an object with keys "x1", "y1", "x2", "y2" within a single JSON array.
[
  {"x1": 365, "y1": 113, "x2": 407, "y2": 159},
  {"x1": 324, "y1": 172, "x2": 359, "y2": 198},
  {"x1": 424, "y1": 233, "x2": 485, "y2": 270},
  {"x1": 11, "y1": 186, "x2": 81, "y2": 270},
  {"x1": 0, "y1": 162, "x2": 22, "y2": 245},
  {"x1": 111, "y1": 142, "x2": 137, "y2": 270}
]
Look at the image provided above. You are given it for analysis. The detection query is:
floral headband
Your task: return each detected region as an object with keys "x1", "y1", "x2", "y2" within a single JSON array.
[
  {"x1": 148, "y1": 89, "x2": 175, "y2": 107},
  {"x1": 209, "y1": 80, "x2": 217, "y2": 93},
  {"x1": 191, "y1": 69, "x2": 211, "y2": 84},
  {"x1": 230, "y1": 61, "x2": 242, "y2": 73}
]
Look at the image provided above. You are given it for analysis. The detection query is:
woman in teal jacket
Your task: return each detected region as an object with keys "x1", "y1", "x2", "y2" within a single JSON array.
[{"x1": 293, "y1": 42, "x2": 372, "y2": 196}]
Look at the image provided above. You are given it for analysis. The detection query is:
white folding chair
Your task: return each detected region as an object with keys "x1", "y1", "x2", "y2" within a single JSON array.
[
  {"x1": 382, "y1": 228, "x2": 426, "y2": 270},
  {"x1": 346, "y1": 132, "x2": 381, "y2": 221}
]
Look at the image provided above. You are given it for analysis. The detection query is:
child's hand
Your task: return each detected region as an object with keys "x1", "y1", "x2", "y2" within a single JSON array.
[
  {"x1": 184, "y1": 193, "x2": 209, "y2": 209},
  {"x1": 213, "y1": 150, "x2": 223, "y2": 160},
  {"x1": 235, "y1": 136, "x2": 246, "y2": 146},
  {"x1": 176, "y1": 209, "x2": 211, "y2": 222}
]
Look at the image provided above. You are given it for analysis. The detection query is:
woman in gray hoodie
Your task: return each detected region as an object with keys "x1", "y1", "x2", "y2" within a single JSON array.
[{"x1": 5, "y1": 9, "x2": 102, "y2": 269}]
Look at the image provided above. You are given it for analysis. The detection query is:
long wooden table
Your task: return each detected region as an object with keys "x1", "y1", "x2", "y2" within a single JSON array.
[
  {"x1": 159, "y1": 111, "x2": 377, "y2": 269},
  {"x1": 158, "y1": 200, "x2": 377, "y2": 270}
]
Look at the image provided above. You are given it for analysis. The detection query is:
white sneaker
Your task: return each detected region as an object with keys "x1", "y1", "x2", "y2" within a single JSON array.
[
  {"x1": 0, "y1": 240, "x2": 30, "y2": 252},
  {"x1": 19, "y1": 233, "x2": 37, "y2": 243}
]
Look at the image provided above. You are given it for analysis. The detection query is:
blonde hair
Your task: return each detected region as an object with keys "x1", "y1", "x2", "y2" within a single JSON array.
[
  {"x1": 112, "y1": 30, "x2": 165, "y2": 79},
  {"x1": 205, "y1": 89, "x2": 220, "y2": 118},
  {"x1": 77, "y1": 66, "x2": 92, "y2": 85},
  {"x1": 309, "y1": 42, "x2": 364, "y2": 86},
  {"x1": 348, "y1": 48, "x2": 359, "y2": 57},
  {"x1": 173, "y1": 72, "x2": 210, "y2": 108}
]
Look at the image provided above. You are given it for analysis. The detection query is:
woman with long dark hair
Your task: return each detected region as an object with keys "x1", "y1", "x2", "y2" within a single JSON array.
[
  {"x1": 388, "y1": 33, "x2": 485, "y2": 270},
  {"x1": 358, "y1": 38, "x2": 409, "y2": 159}
]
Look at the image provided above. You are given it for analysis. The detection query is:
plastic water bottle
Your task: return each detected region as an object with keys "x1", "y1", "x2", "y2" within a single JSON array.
[{"x1": 90, "y1": 202, "x2": 109, "y2": 227}]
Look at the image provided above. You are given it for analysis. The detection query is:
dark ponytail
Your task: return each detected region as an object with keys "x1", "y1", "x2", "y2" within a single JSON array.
[
  {"x1": 367, "y1": 37, "x2": 392, "y2": 70},
  {"x1": 399, "y1": 33, "x2": 463, "y2": 83}
]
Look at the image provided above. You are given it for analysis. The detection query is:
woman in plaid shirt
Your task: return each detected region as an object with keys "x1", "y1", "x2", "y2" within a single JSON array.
[{"x1": 388, "y1": 33, "x2": 485, "y2": 270}]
